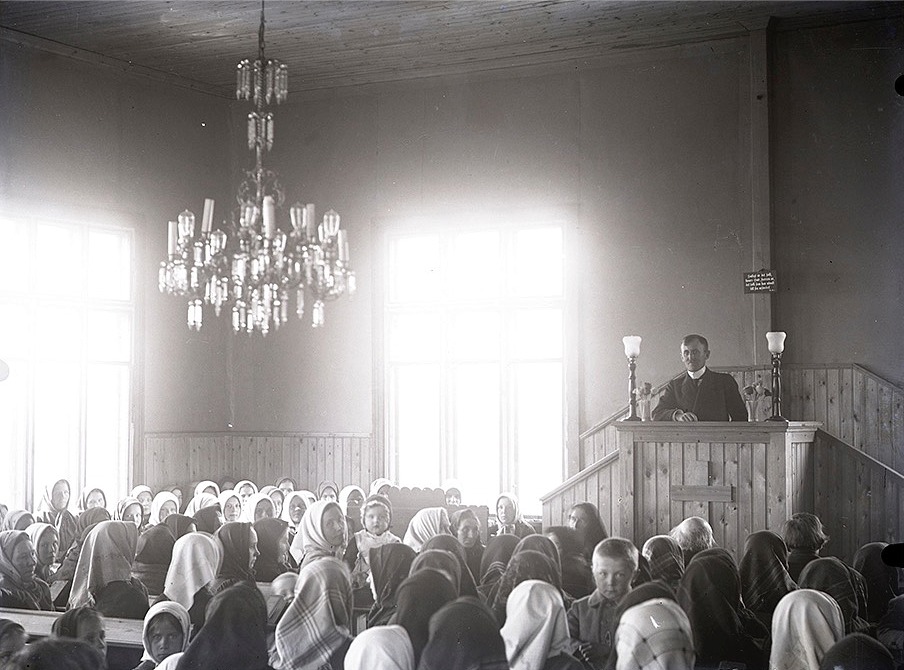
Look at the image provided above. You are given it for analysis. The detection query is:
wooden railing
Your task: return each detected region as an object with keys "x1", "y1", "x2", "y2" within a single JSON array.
[
  {"x1": 541, "y1": 450, "x2": 620, "y2": 532},
  {"x1": 808, "y1": 429, "x2": 904, "y2": 564},
  {"x1": 139, "y1": 432, "x2": 380, "y2": 494},
  {"x1": 580, "y1": 364, "x2": 904, "y2": 475}
]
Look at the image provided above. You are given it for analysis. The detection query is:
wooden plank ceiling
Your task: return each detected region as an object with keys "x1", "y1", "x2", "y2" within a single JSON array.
[{"x1": 0, "y1": 1, "x2": 895, "y2": 96}]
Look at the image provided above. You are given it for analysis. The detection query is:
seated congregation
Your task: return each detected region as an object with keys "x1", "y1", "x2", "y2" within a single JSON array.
[{"x1": 1, "y1": 476, "x2": 903, "y2": 670}]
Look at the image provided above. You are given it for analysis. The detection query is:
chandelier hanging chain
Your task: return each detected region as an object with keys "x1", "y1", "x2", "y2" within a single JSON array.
[{"x1": 158, "y1": 1, "x2": 356, "y2": 334}]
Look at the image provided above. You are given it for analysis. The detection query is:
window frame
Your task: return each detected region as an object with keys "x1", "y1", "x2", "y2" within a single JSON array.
[
  {"x1": 0, "y1": 199, "x2": 142, "y2": 511},
  {"x1": 372, "y1": 207, "x2": 580, "y2": 508}
]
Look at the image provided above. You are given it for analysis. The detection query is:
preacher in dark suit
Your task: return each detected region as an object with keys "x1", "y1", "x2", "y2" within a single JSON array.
[{"x1": 652, "y1": 334, "x2": 747, "y2": 421}]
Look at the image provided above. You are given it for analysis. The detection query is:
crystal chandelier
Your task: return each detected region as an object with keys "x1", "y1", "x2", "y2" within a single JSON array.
[{"x1": 158, "y1": 2, "x2": 355, "y2": 334}]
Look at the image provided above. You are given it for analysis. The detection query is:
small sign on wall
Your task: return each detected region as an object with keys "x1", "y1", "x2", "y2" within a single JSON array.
[{"x1": 744, "y1": 269, "x2": 776, "y2": 293}]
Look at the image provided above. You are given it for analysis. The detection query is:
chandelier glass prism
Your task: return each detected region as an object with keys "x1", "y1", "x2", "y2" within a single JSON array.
[{"x1": 158, "y1": 2, "x2": 355, "y2": 334}]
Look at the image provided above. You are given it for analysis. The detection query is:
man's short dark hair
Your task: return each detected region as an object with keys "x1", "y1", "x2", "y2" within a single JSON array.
[{"x1": 682, "y1": 334, "x2": 709, "y2": 351}]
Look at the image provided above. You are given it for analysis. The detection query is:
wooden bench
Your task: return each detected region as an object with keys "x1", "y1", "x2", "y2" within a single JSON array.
[{"x1": 0, "y1": 606, "x2": 144, "y2": 648}]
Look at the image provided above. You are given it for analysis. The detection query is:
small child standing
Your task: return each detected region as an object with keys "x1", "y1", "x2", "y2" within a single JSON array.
[{"x1": 344, "y1": 494, "x2": 401, "y2": 590}]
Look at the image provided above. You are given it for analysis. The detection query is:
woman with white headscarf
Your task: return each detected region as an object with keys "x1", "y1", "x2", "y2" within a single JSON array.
[
  {"x1": 289, "y1": 500, "x2": 347, "y2": 568},
  {"x1": 160, "y1": 532, "x2": 221, "y2": 634},
  {"x1": 345, "y1": 624, "x2": 414, "y2": 670},
  {"x1": 501, "y1": 579, "x2": 583, "y2": 670},
  {"x1": 148, "y1": 492, "x2": 180, "y2": 527},
  {"x1": 770, "y1": 589, "x2": 845, "y2": 670},
  {"x1": 402, "y1": 507, "x2": 451, "y2": 553},
  {"x1": 131, "y1": 601, "x2": 191, "y2": 670}
]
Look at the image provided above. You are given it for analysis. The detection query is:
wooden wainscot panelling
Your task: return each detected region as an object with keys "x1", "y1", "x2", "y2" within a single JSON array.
[
  {"x1": 140, "y1": 432, "x2": 379, "y2": 493},
  {"x1": 611, "y1": 421, "x2": 820, "y2": 561},
  {"x1": 541, "y1": 451, "x2": 620, "y2": 534}
]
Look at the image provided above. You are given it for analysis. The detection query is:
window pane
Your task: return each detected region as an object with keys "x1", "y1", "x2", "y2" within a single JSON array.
[
  {"x1": 0, "y1": 301, "x2": 32, "y2": 358},
  {"x1": 451, "y1": 311, "x2": 499, "y2": 361},
  {"x1": 393, "y1": 364, "x2": 441, "y2": 487},
  {"x1": 36, "y1": 305, "x2": 83, "y2": 361},
  {"x1": 510, "y1": 308, "x2": 562, "y2": 360},
  {"x1": 33, "y1": 361, "x2": 81, "y2": 506},
  {"x1": 85, "y1": 364, "x2": 130, "y2": 503},
  {"x1": 388, "y1": 312, "x2": 440, "y2": 362},
  {"x1": 514, "y1": 362, "x2": 563, "y2": 514},
  {"x1": 448, "y1": 230, "x2": 500, "y2": 299},
  {"x1": 0, "y1": 217, "x2": 30, "y2": 292},
  {"x1": 0, "y1": 357, "x2": 29, "y2": 507},
  {"x1": 87, "y1": 310, "x2": 131, "y2": 362},
  {"x1": 88, "y1": 229, "x2": 132, "y2": 301},
  {"x1": 36, "y1": 223, "x2": 84, "y2": 297},
  {"x1": 453, "y1": 364, "x2": 500, "y2": 506},
  {"x1": 511, "y1": 226, "x2": 563, "y2": 297},
  {"x1": 389, "y1": 235, "x2": 440, "y2": 303}
]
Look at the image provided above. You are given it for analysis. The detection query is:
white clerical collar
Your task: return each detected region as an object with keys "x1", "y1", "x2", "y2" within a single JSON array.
[{"x1": 687, "y1": 366, "x2": 708, "y2": 380}]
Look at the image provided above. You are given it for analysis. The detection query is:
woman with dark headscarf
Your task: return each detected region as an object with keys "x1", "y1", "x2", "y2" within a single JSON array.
[
  {"x1": 191, "y1": 501, "x2": 223, "y2": 535},
  {"x1": 338, "y1": 485, "x2": 366, "y2": 535},
  {"x1": 450, "y1": 508, "x2": 484, "y2": 582},
  {"x1": 421, "y1": 534, "x2": 478, "y2": 597},
  {"x1": 819, "y1": 632, "x2": 895, "y2": 670},
  {"x1": 547, "y1": 526, "x2": 594, "y2": 599},
  {"x1": 273, "y1": 557, "x2": 353, "y2": 670},
  {"x1": 739, "y1": 530, "x2": 798, "y2": 629},
  {"x1": 391, "y1": 569, "x2": 459, "y2": 666},
  {"x1": 852, "y1": 542, "x2": 900, "y2": 625},
  {"x1": 477, "y1": 533, "x2": 520, "y2": 597},
  {"x1": 69, "y1": 520, "x2": 149, "y2": 619},
  {"x1": 50, "y1": 506, "x2": 112, "y2": 607},
  {"x1": 409, "y1": 549, "x2": 462, "y2": 595},
  {"x1": 568, "y1": 502, "x2": 609, "y2": 560},
  {"x1": 131, "y1": 524, "x2": 176, "y2": 596},
  {"x1": 0, "y1": 509, "x2": 35, "y2": 531},
  {"x1": 162, "y1": 514, "x2": 195, "y2": 540},
  {"x1": 77, "y1": 487, "x2": 107, "y2": 513},
  {"x1": 878, "y1": 594, "x2": 904, "y2": 669},
  {"x1": 0, "y1": 530, "x2": 52, "y2": 609},
  {"x1": 677, "y1": 548, "x2": 766, "y2": 669},
  {"x1": 419, "y1": 596, "x2": 510, "y2": 670},
  {"x1": 51, "y1": 605, "x2": 107, "y2": 657},
  {"x1": 799, "y1": 557, "x2": 870, "y2": 634},
  {"x1": 252, "y1": 517, "x2": 292, "y2": 582},
  {"x1": 211, "y1": 522, "x2": 257, "y2": 594},
  {"x1": 176, "y1": 582, "x2": 272, "y2": 670},
  {"x1": 367, "y1": 543, "x2": 417, "y2": 628},
  {"x1": 0, "y1": 618, "x2": 27, "y2": 665},
  {"x1": 36, "y1": 478, "x2": 77, "y2": 561},
  {"x1": 161, "y1": 532, "x2": 221, "y2": 634},
  {"x1": 641, "y1": 534, "x2": 684, "y2": 593},
  {"x1": 490, "y1": 549, "x2": 563, "y2": 625},
  {"x1": 26, "y1": 522, "x2": 59, "y2": 582}
]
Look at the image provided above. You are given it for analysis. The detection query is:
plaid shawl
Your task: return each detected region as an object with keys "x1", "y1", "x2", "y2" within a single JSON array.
[
  {"x1": 274, "y1": 557, "x2": 352, "y2": 670},
  {"x1": 799, "y1": 557, "x2": 870, "y2": 634},
  {"x1": 642, "y1": 535, "x2": 685, "y2": 590},
  {"x1": 739, "y1": 530, "x2": 797, "y2": 622}
]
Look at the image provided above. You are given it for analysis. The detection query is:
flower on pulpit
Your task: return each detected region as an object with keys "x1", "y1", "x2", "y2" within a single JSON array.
[
  {"x1": 742, "y1": 379, "x2": 772, "y2": 401},
  {"x1": 634, "y1": 381, "x2": 653, "y2": 400}
]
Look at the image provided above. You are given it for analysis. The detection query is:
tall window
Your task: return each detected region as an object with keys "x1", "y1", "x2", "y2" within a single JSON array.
[
  {"x1": 0, "y1": 209, "x2": 135, "y2": 511},
  {"x1": 384, "y1": 221, "x2": 565, "y2": 513}
]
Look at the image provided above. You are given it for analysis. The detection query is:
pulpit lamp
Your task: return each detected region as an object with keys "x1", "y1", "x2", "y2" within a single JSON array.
[
  {"x1": 766, "y1": 331, "x2": 788, "y2": 421},
  {"x1": 622, "y1": 336, "x2": 643, "y2": 421},
  {"x1": 766, "y1": 331, "x2": 786, "y2": 355}
]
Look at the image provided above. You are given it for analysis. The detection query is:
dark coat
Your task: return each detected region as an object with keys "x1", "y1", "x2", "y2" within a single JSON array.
[{"x1": 652, "y1": 369, "x2": 747, "y2": 421}]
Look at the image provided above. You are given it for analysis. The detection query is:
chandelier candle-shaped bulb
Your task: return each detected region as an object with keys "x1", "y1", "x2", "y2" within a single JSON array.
[
  {"x1": 201, "y1": 199, "x2": 215, "y2": 234},
  {"x1": 766, "y1": 331, "x2": 787, "y2": 354},
  {"x1": 177, "y1": 210, "x2": 195, "y2": 246},
  {"x1": 167, "y1": 221, "x2": 178, "y2": 257},
  {"x1": 290, "y1": 203, "x2": 303, "y2": 232},
  {"x1": 623, "y1": 335, "x2": 642, "y2": 359},
  {"x1": 304, "y1": 204, "x2": 317, "y2": 240},
  {"x1": 337, "y1": 230, "x2": 349, "y2": 262},
  {"x1": 262, "y1": 196, "x2": 276, "y2": 239}
]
